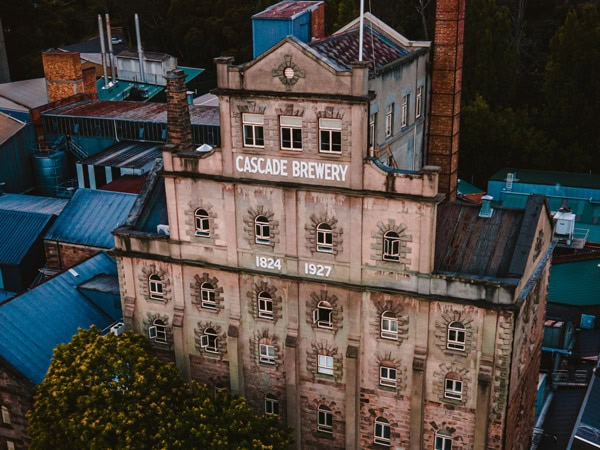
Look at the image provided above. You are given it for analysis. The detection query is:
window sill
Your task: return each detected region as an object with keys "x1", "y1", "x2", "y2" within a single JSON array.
[{"x1": 314, "y1": 431, "x2": 334, "y2": 440}]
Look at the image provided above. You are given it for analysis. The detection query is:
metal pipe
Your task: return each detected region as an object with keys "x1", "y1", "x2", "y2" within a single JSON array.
[
  {"x1": 97, "y1": 15, "x2": 109, "y2": 87},
  {"x1": 135, "y1": 14, "x2": 145, "y2": 83},
  {"x1": 105, "y1": 14, "x2": 116, "y2": 82},
  {"x1": 358, "y1": 0, "x2": 364, "y2": 61}
]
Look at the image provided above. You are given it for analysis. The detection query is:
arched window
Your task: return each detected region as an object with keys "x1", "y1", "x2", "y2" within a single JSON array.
[
  {"x1": 258, "y1": 291, "x2": 273, "y2": 319},
  {"x1": 435, "y1": 430, "x2": 453, "y2": 450},
  {"x1": 447, "y1": 321, "x2": 466, "y2": 351},
  {"x1": 255, "y1": 215, "x2": 271, "y2": 244},
  {"x1": 316, "y1": 223, "x2": 333, "y2": 253},
  {"x1": 444, "y1": 373, "x2": 463, "y2": 400},
  {"x1": 148, "y1": 319, "x2": 167, "y2": 343},
  {"x1": 380, "y1": 311, "x2": 398, "y2": 339},
  {"x1": 194, "y1": 208, "x2": 210, "y2": 237},
  {"x1": 148, "y1": 274, "x2": 164, "y2": 300},
  {"x1": 383, "y1": 231, "x2": 400, "y2": 261},
  {"x1": 374, "y1": 416, "x2": 391, "y2": 446},
  {"x1": 265, "y1": 394, "x2": 279, "y2": 416},
  {"x1": 313, "y1": 300, "x2": 333, "y2": 329},
  {"x1": 317, "y1": 405, "x2": 333, "y2": 433},
  {"x1": 200, "y1": 327, "x2": 218, "y2": 353},
  {"x1": 200, "y1": 282, "x2": 216, "y2": 309},
  {"x1": 259, "y1": 338, "x2": 275, "y2": 364}
]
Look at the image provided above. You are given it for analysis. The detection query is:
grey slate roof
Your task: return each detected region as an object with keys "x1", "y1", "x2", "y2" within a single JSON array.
[
  {"x1": 0, "y1": 252, "x2": 118, "y2": 383},
  {"x1": 0, "y1": 209, "x2": 54, "y2": 265},
  {"x1": 44, "y1": 188, "x2": 137, "y2": 248},
  {"x1": 0, "y1": 78, "x2": 48, "y2": 109},
  {"x1": 0, "y1": 193, "x2": 68, "y2": 216}
]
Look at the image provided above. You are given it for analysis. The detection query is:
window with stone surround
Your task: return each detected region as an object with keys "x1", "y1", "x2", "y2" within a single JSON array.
[
  {"x1": 444, "y1": 373, "x2": 463, "y2": 400},
  {"x1": 259, "y1": 339, "x2": 276, "y2": 364},
  {"x1": 374, "y1": 416, "x2": 391, "y2": 446},
  {"x1": 280, "y1": 115, "x2": 302, "y2": 150},
  {"x1": 200, "y1": 327, "x2": 218, "y2": 353},
  {"x1": 447, "y1": 321, "x2": 466, "y2": 351},
  {"x1": 380, "y1": 311, "x2": 399, "y2": 339},
  {"x1": 194, "y1": 208, "x2": 210, "y2": 237},
  {"x1": 248, "y1": 282, "x2": 282, "y2": 322},
  {"x1": 148, "y1": 274, "x2": 164, "y2": 301},
  {"x1": 191, "y1": 274, "x2": 224, "y2": 312},
  {"x1": 148, "y1": 319, "x2": 167, "y2": 344},
  {"x1": 385, "y1": 103, "x2": 394, "y2": 137},
  {"x1": 306, "y1": 214, "x2": 342, "y2": 256},
  {"x1": 257, "y1": 291, "x2": 273, "y2": 319},
  {"x1": 200, "y1": 282, "x2": 216, "y2": 309},
  {"x1": 313, "y1": 301, "x2": 333, "y2": 329},
  {"x1": 318, "y1": 354, "x2": 334, "y2": 376},
  {"x1": 265, "y1": 394, "x2": 279, "y2": 416},
  {"x1": 371, "y1": 221, "x2": 411, "y2": 267},
  {"x1": 317, "y1": 405, "x2": 333, "y2": 434},
  {"x1": 379, "y1": 364, "x2": 397, "y2": 388},
  {"x1": 319, "y1": 118, "x2": 342, "y2": 154},
  {"x1": 435, "y1": 431, "x2": 453, "y2": 450},
  {"x1": 255, "y1": 215, "x2": 271, "y2": 244},
  {"x1": 316, "y1": 223, "x2": 334, "y2": 253},
  {"x1": 383, "y1": 231, "x2": 401, "y2": 261},
  {"x1": 243, "y1": 113, "x2": 264, "y2": 148}
]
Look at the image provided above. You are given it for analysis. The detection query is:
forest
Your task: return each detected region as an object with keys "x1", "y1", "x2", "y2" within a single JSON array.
[{"x1": 1, "y1": 0, "x2": 599, "y2": 187}]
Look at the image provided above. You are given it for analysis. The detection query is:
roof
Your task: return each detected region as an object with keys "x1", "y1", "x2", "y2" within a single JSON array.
[
  {"x1": 60, "y1": 33, "x2": 126, "y2": 54},
  {"x1": 458, "y1": 178, "x2": 485, "y2": 195},
  {"x1": 80, "y1": 141, "x2": 161, "y2": 169},
  {"x1": 571, "y1": 370, "x2": 600, "y2": 447},
  {"x1": 118, "y1": 50, "x2": 173, "y2": 62},
  {"x1": 193, "y1": 93, "x2": 219, "y2": 107},
  {"x1": 44, "y1": 188, "x2": 137, "y2": 248},
  {"x1": 0, "y1": 290, "x2": 15, "y2": 302},
  {"x1": 0, "y1": 210, "x2": 54, "y2": 265},
  {"x1": 0, "y1": 78, "x2": 49, "y2": 109},
  {"x1": 77, "y1": 273, "x2": 120, "y2": 296},
  {"x1": 42, "y1": 99, "x2": 219, "y2": 126},
  {"x1": 548, "y1": 258, "x2": 600, "y2": 306},
  {"x1": 253, "y1": 1, "x2": 323, "y2": 19},
  {"x1": 96, "y1": 79, "x2": 164, "y2": 102},
  {"x1": 0, "y1": 252, "x2": 117, "y2": 383},
  {"x1": 0, "y1": 112, "x2": 26, "y2": 146},
  {"x1": 0, "y1": 193, "x2": 68, "y2": 216},
  {"x1": 99, "y1": 175, "x2": 147, "y2": 194},
  {"x1": 490, "y1": 168, "x2": 600, "y2": 191},
  {"x1": 434, "y1": 195, "x2": 546, "y2": 280}
]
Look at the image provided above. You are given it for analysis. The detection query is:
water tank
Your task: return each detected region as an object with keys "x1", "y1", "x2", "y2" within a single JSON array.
[{"x1": 32, "y1": 151, "x2": 67, "y2": 197}]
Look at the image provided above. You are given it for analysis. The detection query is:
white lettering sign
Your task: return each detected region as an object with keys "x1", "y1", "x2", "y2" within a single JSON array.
[
  {"x1": 235, "y1": 155, "x2": 348, "y2": 182},
  {"x1": 304, "y1": 262, "x2": 332, "y2": 277}
]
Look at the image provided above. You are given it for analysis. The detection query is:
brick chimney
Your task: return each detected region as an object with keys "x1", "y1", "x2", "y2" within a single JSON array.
[
  {"x1": 165, "y1": 69, "x2": 194, "y2": 152},
  {"x1": 426, "y1": 0, "x2": 465, "y2": 201},
  {"x1": 43, "y1": 51, "x2": 97, "y2": 102}
]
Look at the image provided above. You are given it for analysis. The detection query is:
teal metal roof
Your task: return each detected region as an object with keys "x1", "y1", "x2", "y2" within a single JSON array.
[
  {"x1": 0, "y1": 193, "x2": 68, "y2": 216},
  {"x1": 96, "y1": 79, "x2": 163, "y2": 102},
  {"x1": 0, "y1": 209, "x2": 54, "y2": 265},
  {"x1": 490, "y1": 168, "x2": 600, "y2": 190},
  {"x1": 548, "y1": 258, "x2": 600, "y2": 306},
  {"x1": 457, "y1": 179, "x2": 485, "y2": 195},
  {"x1": 44, "y1": 188, "x2": 137, "y2": 248},
  {"x1": 179, "y1": 66, "x2": 204, "y2": 84},
  {"x1": 0, "y1": 252, "x2": 118, "y2": 383}
]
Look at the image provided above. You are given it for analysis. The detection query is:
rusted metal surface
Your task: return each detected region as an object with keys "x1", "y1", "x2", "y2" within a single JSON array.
[{"x1": 253, "y1": 1, "x2": 322, "y2": 19}]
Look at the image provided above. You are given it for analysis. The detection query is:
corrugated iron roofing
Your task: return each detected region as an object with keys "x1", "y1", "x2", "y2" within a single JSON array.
[
  {"x1": 0, "y1": 252, "x2": 117, "y2": 383},
  {"x1": 44, "y1": 188, "x2": 137, "y2": 248},
  {"x1": 0, "y1": 113, "x2": 26, "y2": 146},
  {"x1": 99, "y1": 175, "x2": 147, "y2": 194},
  {"x1": 0, "y1": 78, "x2": 49, "y2": 109},
  {"x1": 77, "y1": 273, "x2": 120, "y2": 295},
  {"x1": 42, "y1": 100, "x2": 220, "y2": 125},
  {"x1": 81, "y1": 141, "x2": 161, "y2": 168},
  {"x1": 0, "y1": 193, "x2": 68, "y2": 216},
  {"x1": 253, "y1": 1, "x2": 323, "y2": 19},
  {"x1": 0, "y1": 210, "x2": 54, "y2": 265}
]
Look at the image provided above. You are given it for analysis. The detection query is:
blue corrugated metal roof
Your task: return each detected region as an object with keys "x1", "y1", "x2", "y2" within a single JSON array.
[
  {"x1": 0, "y1": 210, "x2": 53, "y2": 265},
  {"x1": 548, "y1": 259, "x2": 600, "y2": 306},
  {"x1": 0, "y1": 290, "x2": 14, "y2": 302},
  {"x1": 45, "y1": 188, "x2": 137, "y2": 248},
  {"x1": 0, "y1": 252, "x2": 117, "y2": 383},
  {"x1": 0, "y1": 193, "x2": 68, "y2": 216}
]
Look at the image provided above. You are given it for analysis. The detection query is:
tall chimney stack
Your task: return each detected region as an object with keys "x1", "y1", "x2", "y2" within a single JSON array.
[
  {"x1": 166, "y1": 69, "x2": 193, "y2": 152},
  {"x1": 426, "y1": 0, "x2": 465, "y2": 201}
]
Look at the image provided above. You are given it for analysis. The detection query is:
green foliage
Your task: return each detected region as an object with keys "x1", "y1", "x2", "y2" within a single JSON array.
[{"x1": 27, "y1": 328, "x2": 293, "y2": 450}]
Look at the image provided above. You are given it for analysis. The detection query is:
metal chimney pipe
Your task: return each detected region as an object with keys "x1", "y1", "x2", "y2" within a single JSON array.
[
  {"x1": 105, "y1": 14, "x2": 117, "y2": 82},
  {"x1": 135, "y1": 14, "x2": 145, "y2": 83},
  {"x1": 358, "y1": 0, "x2": 364, "y2": 61},
  {"x1": 97, "y1": 15, "x2": 109, "y2": 87}
]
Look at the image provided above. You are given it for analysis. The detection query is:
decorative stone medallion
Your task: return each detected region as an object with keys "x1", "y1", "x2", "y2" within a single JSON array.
[{"x1": 272, "y1": 55, "x2": 305, "y2": 90}]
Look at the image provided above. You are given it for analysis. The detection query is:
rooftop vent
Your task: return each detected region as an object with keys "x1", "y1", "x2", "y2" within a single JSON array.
[
  {"x1": 505, "y1": 172, "x2": 516, "y2": 191},
  {"x1": 479, "y1": 195, "x2": 494, "y2": 218}
]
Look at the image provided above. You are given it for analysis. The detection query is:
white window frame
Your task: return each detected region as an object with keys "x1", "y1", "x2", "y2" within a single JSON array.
[
  {"x1": 444, "y1": 377, "x2": 463, "y2": 400},
  {"x1": 200, "y1": 328, "x2": 218, "y2": 353},
  {"x1": 369, "y1": 113, "x2": 376, "y2": 148},
  {"x1": 259, "y1": 342, "x2": 276, "y2": 364},
  {"x1": 258, "y1": 291, "x2": 274, "y2": 319},
  {"x1": 200, "y1": 282, "x2": 216, "y2": 309},
  {"x1": 243, "y1": 113, "x2": 264, "y2": 148},
  {"x1": 255, "y1": 215, "x2": 271, "y2": 244},
  {"x1": 148, "y1": 319, "x2": 167, "y2": 344},
  {"x1": 319, "y1": 118, "x2": 342, "y2": 154},
  {"x1": 312, "y1": 301, "x2": 333, "y2": 329},
  {"x1": 379, "y1": 365, "x2": 397, "y2": 388},
  {"x1": 265, "y1": 394, "x2": 279, "y2": 416},
  {"x1": 194, "y1": 208, "x2": 210, "y2": 237},
  {"x1": 280, "y1": 116, "x2": 302, "y2": 150},
  {"x1": 416, "y1": 86, "x2": 423, "y2": 119},
  {"x1": 435, "y1": 432, "x2": 453, "y2": 450},
  {"x1": 381, "y1": 311, "x2": 398, "y2": 340},
  {"x1": 374, "y1": 416, "x2": 391, "y2": 446},
  {"x1": 383, "y1": 230, "x2": 401, "y2": 261},
  {"x1": 385, "y1": 103, "x2": 394, "y2": 137},
  {"x1": 316, "y1": 222, "x2": 333, "y2": 253},
  {"x1": 317, "y1": 405, "x2": 333, "y2": 433},
  {"x1": 401, "y1": 94, "x2": 409, "y2": 127},
  {"x1": 317, "y1": 354, "x2": 334, "y2": 376},
  {"x1": 447, "y1": 321, "x2": 466, "y2": 351},
  {"x1": 148, "y1": 274, "x2": 164, "y2": 300}
]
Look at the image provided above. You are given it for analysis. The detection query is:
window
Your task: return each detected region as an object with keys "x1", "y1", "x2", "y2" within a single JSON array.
[
  {"x1": 385, "y1": 104, "x2": 394, "y2": 137},
  {"x1": 1, "y1": 406, "x2": 10, "y2": 424},
  {"x1": 200, "y1": 327, "x2": 218, "y2": 353},
  {"x1": 243, "y1": 113, "x2": 264, "y2": 147},
  {"x1": 255, "y1": 215, "x2": 271, "y2": 244},
  {"x1": 317, "y1": 405, "x2": 333, "y2": 433},
  {"x1": 381, "y1": 311, "x2": 398, "y2": 340},
  {"x1": 259, "y1": 342, "x2": 276, "y2": 364},
  {"x1": 148, "y1": 274, "x2": 164, "y2": 300},
  {"x1": 280, "y1": 116, "x2": 302, "y2": 150},
  {"x1": 447, "y1": 322, "x2": 466, "y2": 351},
  {"x1": 194, "y1": 208, "x2": 210, "y2": 237},
  {"x1": 200, "y1": 282, "x2": 216, "y2": 309},
  {"x1": 319, "y1": 118, "x2": 342, "y2": 153},
  {"x1": 444, "y1": 376, "x2": 463, "y2": 400},
  {"x1": 369, "y1": 113, "x2": 376, "y2": 148},
  {"x1": 374, "y1": 417, "x2": 391, "y2": 446},
  {"x1": 379, "y1": 365, "x2": 397, "y2": 388},
  {"x1": 258, "y1": 291, "x2": 274, "y2": 319},
  {"x1": 416, "y1": 86, "x2": 423, "y2": 119},
  {"x1": 148, "y1": 319, "x2": 167, "y2": 343},
  {"x1": 401, "y1": 94, "x2": 409, "y2": 127},
  {"x1": 265, "y1": 394, "x2": 279, "y2": 416},
  {"x1": 383, "y1": 231, "x2": 400, "y2": 261},
  {"x1": 313, "y1": 301, "x2": 333, "y2": 329},
  {"x1": 316, "y1": 223, "x2": 333, "y2": 253},
  {"x1": 318, "y1": 354, "x2": 334, "y2": 376},
  {"x1": 435, "y1": 432, "x2": 453, "y2": 450}
]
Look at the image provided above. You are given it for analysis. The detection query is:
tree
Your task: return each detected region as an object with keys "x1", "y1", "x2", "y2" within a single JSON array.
[{"x1": 27, "y1": 328, "x2": 292, "y2": 450}]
